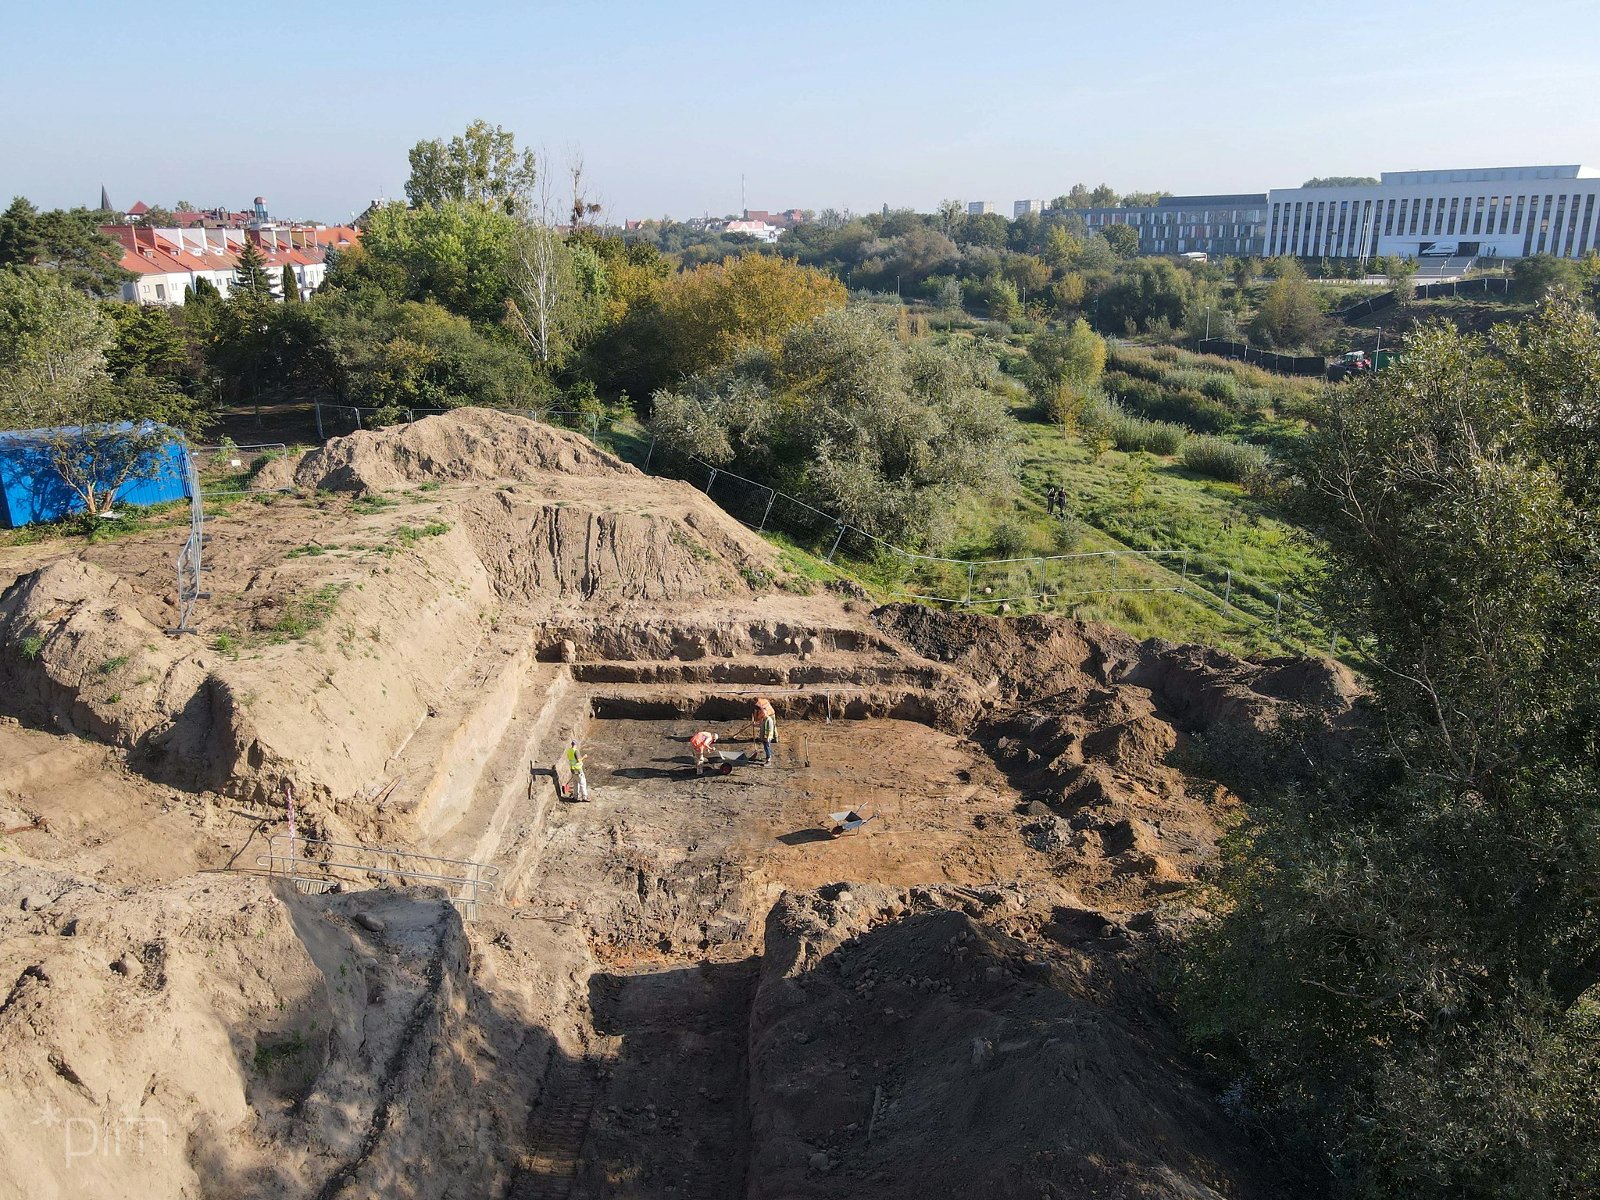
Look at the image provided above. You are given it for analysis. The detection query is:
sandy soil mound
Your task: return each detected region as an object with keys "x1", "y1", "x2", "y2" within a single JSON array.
[
  {"x1": 255, "y1": 407, "x2": 628, "y2": 492},
  {"x1": 0, "y1": 864, "x2": 559, "y2": 1200},
  {"x1": 747, "y1": 884, "x2": 1275, "y2": 1199}
]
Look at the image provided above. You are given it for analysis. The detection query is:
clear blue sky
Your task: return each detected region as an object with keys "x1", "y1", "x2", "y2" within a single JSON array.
[{"x1": 3, "y1": 0, "x2": 1597, "y2": 224}]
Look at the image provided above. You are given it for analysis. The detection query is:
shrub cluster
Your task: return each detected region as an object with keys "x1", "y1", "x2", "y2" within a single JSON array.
[
  {"x1": 1179, "y1": 434, "x2": 1268, "y2": 482},
  {"x1": 1084, "y1": 396, "x2": 1189, "y2": 455}
]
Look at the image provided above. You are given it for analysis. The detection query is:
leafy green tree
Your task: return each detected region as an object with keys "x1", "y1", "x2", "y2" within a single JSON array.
[
  {"x1": 346, "y1": 200, "x2": 518, "y2": 326},
  {"x1": 1026, "y1": 319, "x2": 1105, "y2": 401},
  {"x1": 1098, "y1": 258, "x2": 1191, "y2": 332},
  {"x1": 405, "y1": 119, "x2": 538, "y2": 214},
  {"x1": 1185, "y1": 295, "x2": 1600, "y2": 1198},
  {"x1": 1101, "y1": 223, "x2": 1141, "y2": 258},
  {"x1": 280, "y1": 263, "x2": 300, "y2": 303},
  {"x1": 1301, "y1": 175, "x2": 1379, "y2": 187},
  {"x1": 0, "y1": 269, "x2": 205, "y2": 513},
  {"x1": 103, "y1": 301, "x2": 192, "y2": 385},
  {"x1": 649, "y1": 306, "x2": 1015, "y2": 546},
  {"x1": 954, "y1": 211, "x2": 1008, "y2": 250},
  {"x1": 1249, "y1": 257, "x2": 1325, "y2": 348},
  {"x1": 1120, "y1": 191, "x2": 1171, "y2": 208}
]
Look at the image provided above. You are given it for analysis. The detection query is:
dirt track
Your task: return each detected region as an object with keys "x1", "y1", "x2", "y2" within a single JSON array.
[{"x1": 0, "y1": 409, "x2": 1353, "y2": 1199}]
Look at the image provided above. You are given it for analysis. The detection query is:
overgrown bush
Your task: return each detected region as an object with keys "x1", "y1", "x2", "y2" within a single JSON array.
[
  {"x1": 1086, "y1": 397, "x2": 1188, "y2": 455},
  {"x1": 1179, "y1": 434, "x2": 1267, "y2": 481}
]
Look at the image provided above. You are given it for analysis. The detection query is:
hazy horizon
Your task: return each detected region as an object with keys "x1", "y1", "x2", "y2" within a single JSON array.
[{"x1": 4, "y1": 0, "x2": 1597, "y2": 225}]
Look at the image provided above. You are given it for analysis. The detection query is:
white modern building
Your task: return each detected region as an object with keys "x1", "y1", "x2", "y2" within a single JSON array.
[
  {"x1": 967, "y1": 201, "x2": 996, "y2": 216},
  {"x1": 1264, "y1": 165, "x2": 1600, "y2": 261},
  {"x1": 1014, "y1": 199, "x2": 1043, "y2": 217}
]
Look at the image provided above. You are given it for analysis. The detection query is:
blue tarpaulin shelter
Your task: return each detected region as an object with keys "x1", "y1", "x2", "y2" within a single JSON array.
[{"x1": 0, "y1": 424, "x2": 192, "y2": 528}]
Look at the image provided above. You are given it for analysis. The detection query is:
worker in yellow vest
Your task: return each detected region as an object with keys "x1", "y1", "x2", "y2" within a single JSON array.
[{"x1": 565, "y1": 740, "x2": 590, "y2": 802}]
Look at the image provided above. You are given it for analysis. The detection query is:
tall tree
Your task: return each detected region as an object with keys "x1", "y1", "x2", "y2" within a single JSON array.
[
  {"x1": 0, "y1": 200, "x2": 130, "y2": 296},
  {"x1": 0, "y1": 197, "x2": 44, "y2": 266},
  {"x1": 231, "y1": 239, "x2": 277, "y2": 302},
  {"x1": 405, "y1": 119, "x2": 538, "y2": 214},
  {"x1": 280, "y1": 263, "x2": 300, "y2": 303},
  {"x1": 1102, "y1": 223, "x2": 1141, "y2": 258}
]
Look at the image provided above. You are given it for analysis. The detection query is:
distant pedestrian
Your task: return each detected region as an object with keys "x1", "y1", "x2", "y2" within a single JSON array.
[
  {"x1": 565, "y1": 740, "x2": 590, "y2": 802},
  {"x1": 1044, "y1": 486, "x2": 1057, "y2": 516}
]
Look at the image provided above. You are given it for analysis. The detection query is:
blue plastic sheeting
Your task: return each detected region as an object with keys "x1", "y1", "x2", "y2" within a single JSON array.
[{"x1": 0, "y1": 424, "x2": 191, "y2": 528}]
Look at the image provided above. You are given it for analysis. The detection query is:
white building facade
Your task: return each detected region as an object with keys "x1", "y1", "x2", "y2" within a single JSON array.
[{"x1": 1264, "y1": 165, "x2": 1600, "y2": 261}]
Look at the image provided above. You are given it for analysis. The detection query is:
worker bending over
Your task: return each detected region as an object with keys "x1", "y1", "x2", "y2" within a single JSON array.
[
  {"x1": 690, "y1": 730, "x2": 718, "y2": 775},
  {"x1": 565, "y1": 740, "x2": 590, "y2": 802}
]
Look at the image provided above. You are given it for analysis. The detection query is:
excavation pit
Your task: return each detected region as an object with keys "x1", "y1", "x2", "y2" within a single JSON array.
[{"x1": 527, "y1": 717, "x2": 1051, "y2": 966}]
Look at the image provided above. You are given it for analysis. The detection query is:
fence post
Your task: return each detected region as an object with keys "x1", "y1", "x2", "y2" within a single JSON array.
[
  {"x1": 704, "y1": 467, "x2": 718, "y2": 497},
  {"x1": 353, "y1": 407, "x2": 362, "y2": 430},
  {"x1": 644, "y1": 437, "x2": 656, "y2": 469},
  {"x1": 1273, "y1": 591, "x2": 1283, "y2": 633},
  {"x1": 826, "y1": 524, "x2": 845, "y2": 563},
  {"x1": 965, "y1": 561, "x2": 975, "y2": 605},
  {"x1": 757, "y1": 488, "x2": 776, "y2": 532},
  {"x1": 1109, "y1": 553, "x2": 1118, "y2": 588},
  {"x1": 1035, "y1": 558, "x2": 1045, "y2": 602},
  {"x1": 1223, "y1": 569, "x2": 1232, "y2": 610},
  {"x1": 1328, "y1": 631, "x2": 1338, "y2": 657},
  {"x1": 590, "y1": 413, "x2": 599, "y2": 440},
  {"x1": 1181, "y1": 551, "x2": 1189, "y2": 585},
  {"x1": 314, "y1": 400, "x2": 324, "y2": 442}
]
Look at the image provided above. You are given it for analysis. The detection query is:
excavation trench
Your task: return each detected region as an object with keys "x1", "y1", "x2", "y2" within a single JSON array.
[{"x1": 502, "y1": 715, "x2": 1040, "y2": 1199}]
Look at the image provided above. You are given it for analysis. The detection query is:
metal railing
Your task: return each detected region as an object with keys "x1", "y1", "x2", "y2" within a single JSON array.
[
  {"x1": 194, "y1": 442, "x2": 291, "y2": 497},
  {"x1": 256, "y1": 832, "x2": 500, "y2": 921}
]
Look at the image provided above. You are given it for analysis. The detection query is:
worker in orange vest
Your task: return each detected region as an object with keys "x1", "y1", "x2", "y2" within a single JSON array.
[{"x1": 689, "y1": 730, "x2": 718, "y2": 775}]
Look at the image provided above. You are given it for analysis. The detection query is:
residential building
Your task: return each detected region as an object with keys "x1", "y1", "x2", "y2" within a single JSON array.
[
  {"x1": 724, "y1": 219, "x2": 782, "y2": 243},
  {"x1": 103, "y1": 223, "x2": 361, "y2": 306},
  {"x1": 967, "y1": 201, "x2": 996, "y2": 216},
  {"x1": 1076, "y1": 194, "x2": 1268, "y2": 257},
  {"x1": 1263, "y1": 165, "x2": 1600, "y2": 260},
  {"x1": 1014, "y1": 199, "x2": 1043, "y2": 217}
]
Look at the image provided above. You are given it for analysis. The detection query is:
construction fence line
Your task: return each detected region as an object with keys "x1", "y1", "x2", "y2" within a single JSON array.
[{"x1": 642, "y1": 436, "x2": 1339, "y2": 658}]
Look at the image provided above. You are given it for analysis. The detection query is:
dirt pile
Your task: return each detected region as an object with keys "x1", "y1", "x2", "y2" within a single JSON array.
[
  {"x1": 254, "y1": 407, "x2": 624, "y2": 492},
  {"x1": 0, "y1": 862, "x2": 568, "y2": 1200},
  {"x1": 746, "y1": 884, "x2": 1275, "y2": 1199},
  {"x1": 874, "y1": 604, "x2": 1354, "y2": 904},
  {"x1": 0, "y1": 410, "x2": 784, "y2": 820}
]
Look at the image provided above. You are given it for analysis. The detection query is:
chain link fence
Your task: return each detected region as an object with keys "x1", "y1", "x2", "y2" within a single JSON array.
[{"x1": 644, "y1": 438, "x2": 1338, "y2": 656}]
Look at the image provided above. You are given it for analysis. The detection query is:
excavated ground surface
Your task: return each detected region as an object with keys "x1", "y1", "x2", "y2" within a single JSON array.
[{"x1": 0, "y1": 410, "x2": 1356, "y2": 1199}]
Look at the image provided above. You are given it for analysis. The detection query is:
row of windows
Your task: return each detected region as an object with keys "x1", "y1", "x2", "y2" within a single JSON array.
[
  {"x1": 1088, "y1": 209, "x2": 1264, "y2": 226},
  {"x1": 1268, "y1": 191, "x2": 1600, "y2": 257}
]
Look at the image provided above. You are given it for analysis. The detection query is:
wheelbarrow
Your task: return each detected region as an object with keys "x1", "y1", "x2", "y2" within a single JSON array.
[
  {"x1": 706, "y1": 748, "x2": 764, "y2": 775},
  {"x1": 825, "y1": 810, "x2": 877, "y2": 837}
]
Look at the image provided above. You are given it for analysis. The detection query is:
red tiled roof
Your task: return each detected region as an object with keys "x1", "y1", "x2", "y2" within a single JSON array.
[{"x1": 127, "y1": 201, "x2": 150, "y2": 216}]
